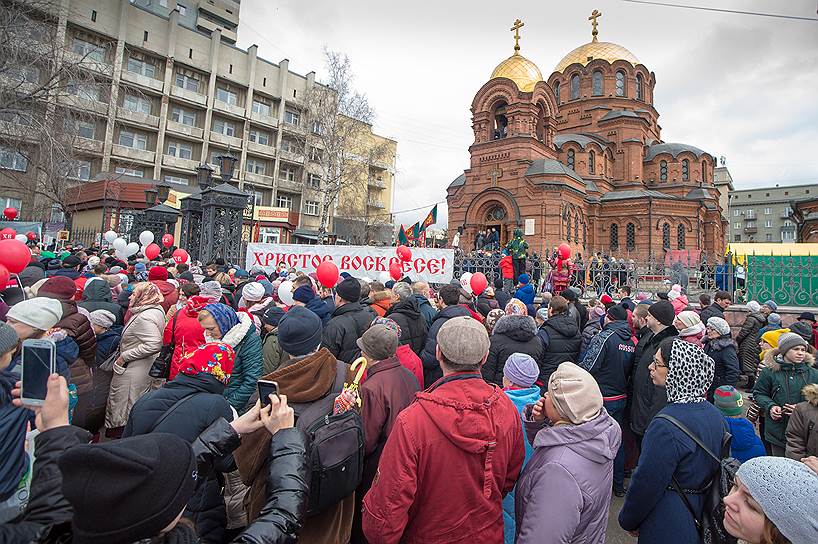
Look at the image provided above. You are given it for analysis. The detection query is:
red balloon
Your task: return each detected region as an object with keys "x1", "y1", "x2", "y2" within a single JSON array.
[
  {"x1": 396, "y1": 245, "x2": 412, "y2": 262},
  {"x1": 470, "y1": 272, "x2": 488, "y2": 296},
  {"x1": 3, "y1": 207, "x2": 18, "y2": 221},
  {"x1": 0, "y1": 228, "x2": 16, "y2": 240},
  {"x1": 162, "y1": 234, "x2": 174, "y2": 248},
  {"x1": 316, "y1": 260, "x2": 339, "y2": 288},
  {"x1": 389, "y1": 261, "x2": 403, "y2": 281},
  {"x1": 558, "y1": 243, "x2": 572, "y2": 260},
  {"x1": 171, "y1": 248, "x2": 188, "y2": 264},
  {"x1": 25, "y1": 231, "x2": 36, "y2": 241},
  {"x1": 0, "y1": 264, "x2": 9, "y2": 287},
  {"x1": 144, "y1": 243, "x2": 161, "y2": 260},
  {"x1": 0, "y1": 239, "x2": 30, "y2": 273}
]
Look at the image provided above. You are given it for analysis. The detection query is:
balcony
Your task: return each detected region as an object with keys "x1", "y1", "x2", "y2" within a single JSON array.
[
  {"x1": 368, "y1": 177, "x2": 386, "y2": 189},
  {"x1": 213, "y1": 99, "x2": 246, "y2": 118},
  {"x1": 162, "y1": 154, "x2": 199, "y2": 171},
  {"x1": 0, "y1": 120, "x2": 35, "y2": 141},
  {"x1": 166, "y1": 120, "x2": 204, "y2": 140},
  {"x1": 117, "y1": 107, "x2": 160, "y2": 129},
  {"x1": 744, "y1": 225, "x2": 758, "y2": 234},
  {"x1": 367, "y1": 199, "x2": 385, "y2": 209},
  {"x1": 57, "y1": 94, "x2": 109, "y2": 115},
  {"x1": 780, "y1": 224, "x2": 796, "y2": 232},
  {"x1": 277, "y1": 177, "x2": 303, "y2": 193},
  {"x1": 743, "y1": 215, "x2": 756, "y2": 222},
  {"x1": 112, "y1": 144, "x2": 155, "y2": 164},
  {"x1": 278, "y1": 148, "x2": 304, "y2": 164},
  {"x1": 74, "y1": 137, "x2": 104, "y2": 154},
  {"x1": 170, "y1": 85, "x2": 207, "y2": 107},
  {"x1": 247, "y1": 141, "x2": 275, "y2": 157},
  {"x1": 250, "y1": 110, "x2": 278, "y2": 127},
  {"x1": 281, "y1": 121, "x2": 307, "y2": 136},
  {"x1": 120, "y1": 70, "x2": 164, "y2": 93},
  {"x1": 196, "y1": 17, "x2": 238, "y2": 44},
  {"x1": 244, "y1": 171, "x2": 274, "y2": 187},
  {"x1": 780, "y1": 210, "x2": 792, "y2": 219},
  {"x1": 209, "y1": 131, "x2": 243, "y2": 148},
  {"x1": 65, "y1": 51, "x2": 113, "y2": 77}
]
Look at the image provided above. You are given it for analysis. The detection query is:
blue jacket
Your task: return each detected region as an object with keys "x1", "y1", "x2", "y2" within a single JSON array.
[
  {"x1": 579, "y1": 321, "x2": 636, "y2": 398},
  {"x1": 724, "y1": 416, "x2": 765, "y2": 463},
  {"x1": 515, "y1": 284, "x2": 535, "y2": 305},
  {"x1": 305, "y1": 297, "x2": 332, "y2": 326},
  {"x1": 619, "y1": 401, "x2": 727, "y2": 544},
  {"x1": 95, "y1": 326, "x2": 122, "y2": 363},
  {"x1": 412, "y1": 294, "x2": 436, "y2": 330},
  {"x1": 0, "y1": 370, "x2": 31, "y2": 503},
  {"x1": 502, "y1": 387, "x2": 541, "y2": 544}
]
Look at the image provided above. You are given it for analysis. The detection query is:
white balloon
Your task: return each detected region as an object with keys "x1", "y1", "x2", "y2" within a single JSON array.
[
  {"x1": 460, "y1": 272, "x2": 473, "y2": 295},
  {"x1": 139, "y1": 230, "x2": 154, "y2": 246},
  {"x1": 115, "y1": 250, "x2": 128, "y2": 260},
  {"x1": 104, "y1": 230, "x2": 118, "y2": 243},
  {"x1": 125, "y1": 242, "x2": 140, "y2": 256},
  {"x1": 278, "y1": 280, "x2": 295, "y2": 306},
  {"x1": 112, "y1": 237, "x2": 127, "y2": 251},
  {"x1": 14, "y1": 234, "x2": 27, "y2": 243}
]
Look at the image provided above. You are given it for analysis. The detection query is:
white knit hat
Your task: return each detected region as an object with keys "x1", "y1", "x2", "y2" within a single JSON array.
[
  {"x1": 241, "y1": 282, "x2": 265, "y2": 303},
  {"x1": 89, "y1": 309, "x2": 116, "y2": 329},
  {"x1": 7, "y1": 297, "x2": 63, "y2": 331},
  {"x1": 706, "y1": 317, "x2": 731, "y2": 336},
  {"x1": 667, "y1": 284, "x2": 682, "y2": 301}
]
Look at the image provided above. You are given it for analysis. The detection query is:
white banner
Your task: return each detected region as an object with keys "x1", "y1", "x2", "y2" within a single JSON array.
[{"x1": 246, "y1": 243, "x2": 455, "y2": 284}]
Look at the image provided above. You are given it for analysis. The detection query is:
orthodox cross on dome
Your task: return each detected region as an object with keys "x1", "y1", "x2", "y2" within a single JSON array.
[
  {"x1": 489, "y1": 166, "x2": 504, "y2": 187},
  {"x1": 589, "y1": 9, "x2": 602, "y2": 42},
  {"x1": 510, "y1": 18, "x2": 524, "y2": 53}
]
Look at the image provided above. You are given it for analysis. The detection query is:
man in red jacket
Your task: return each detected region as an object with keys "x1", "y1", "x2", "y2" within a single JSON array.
[{"x1": 362, "y1": 316, "x2": 525, "y2": 544}]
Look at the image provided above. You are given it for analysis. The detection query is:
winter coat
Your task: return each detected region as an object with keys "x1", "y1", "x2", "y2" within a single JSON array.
[
  {"x1": 165, "y1": 306, "x2": 206, "y2": 381},
  {"x1": 475, "y1": 292, "x2": 500, "y2": 317},
  {"x1": 412, "y1": 294, "x2": 436, "y2": 329},
  {"x1": 52, "y1": 301, "x2": 97, "y2": 394},
  {"x1": 579, "y1": 320, "x2": 636, "y2": 398},
  {"x1": 235, "y1": 348, "x2": 353, "y2": 544},
  {"x1": 150, "y1": 279, "x2": 179, "y2": 313},
  {"x1": 79, "y1": 326, "x2": 121, "y2": 435},
  {"x1": 572, "y1": 301, "x2": 589, "y2": 332},
  {"x1": 47, "y1": 268, "x2": 81, "y2": 280},
  {"x1": 386, "y1": 297, "x2": 429, "y2": 355},
  {"x1": 786, "y1": 383, "x2": 818, "y2": 459},
  {"x1": 483, "y1": 315, "x2": 546, "y2": 386},
  {"x1": 579, "y1": 318, "x2": 602, "y2": 358},
  {"x1": 704, "y1": 335, "x2": 740, "y2": 401},
  {"x1": 369, "y1": 292, "x2": 393, "y2": 317},
  {"x1": 78, "y1": 279, "x2": 124, "y2": 325},
  {"x1": 516, "y1": 410, "x2": 621, "y2": 544},
  {"x1": 420, "y1": 305, "x2": 473, "y2": 387},
  {"x1": 105, "y1": 304, "x2": 166, "y2": 429},
  {"x1": 619, "y1": 401, "x2": 727, "y2": 544},
  {"x1": 323, "y1": 301, "x2": 378, "y2": 364},
  {"x1": 725, "y1": 416, "x2": 766, "y2": 463},
  {"x1": 514, "y1": 284, "x2": 535, "y2": 305},
  {"x1": 494, "y1": 287, "x2": 511, "y2": 311},
  {"x1": 698, "y1": 303, "x2": 724, "y2": 325},
  {"x1": 736, "y1": 311, "x2": 767, "y2": 375},
  {"x1": 305, "y1": 296, "x2": 332, "y2": 326},
  {"x1": 499, "y1": 255, "x2": 514, "y2": 279},
  {"x1": 502, "y1": 386, "x2": 541, "y2": 544},
  {"x1": 219, "y1": 312, "x2": 264, "y2": 413},
  {"x1": 753, "y1": 350, "x2": 818, "y2": 448},
  {"x1": 362, "y1": 374, "x2": 525, "y2": 544},
  {"x1": 360, "y1": 357, "x2": 420, "y2": 491},
  {"x1": 6, "y1": 329, "x2": 78, "y2": 387},
  {"x1": 261, "y1": 329, "x2": 288, "y2": 375},
  {"x1": 0, "y1": 369, "x2": 31, "y2": 504},
  {"x1": 538, "y1": 313, "x2": 582, "y2": 386},
  {"x1": 629, "y1": 326, "x2": 679, "y2": 436}
]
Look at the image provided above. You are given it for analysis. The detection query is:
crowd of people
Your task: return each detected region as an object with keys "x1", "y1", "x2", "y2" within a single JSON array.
[{"x1": 0, "y1": 241, "x2": 817, "y2": 544}]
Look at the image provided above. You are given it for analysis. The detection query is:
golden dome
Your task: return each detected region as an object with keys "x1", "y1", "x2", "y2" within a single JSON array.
[
  {"x1": 491, "y1": 52, "x2": 543, "y2": 93},
  {"x1": 554, "y1": 41, "x2": 640, "y2": 73}
]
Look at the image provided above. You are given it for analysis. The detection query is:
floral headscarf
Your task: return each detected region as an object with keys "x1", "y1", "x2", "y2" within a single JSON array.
[
  {"x1": 371, "y1": 316, "x2": 402, "y2": 338},
  {"x1": 178, "y1": 342, "x2": 235, "y2": 384},
  {"x1": 504, "y1": 298, "x2": 527, "y2": 316},
  {"x1": 129, "y1": 282, "x2": 165, "y2": 308},
  {"x1": 666, "y1": 338, "x2": 714, "y2": 404},
  {"x1": 485, "y1": 309, "x2": 505, "y2": 334}
]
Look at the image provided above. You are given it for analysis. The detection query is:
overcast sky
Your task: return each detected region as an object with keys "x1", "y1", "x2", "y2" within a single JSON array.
[{"x1": 237, "y1": 0, "x2": 818, "y2": 229}]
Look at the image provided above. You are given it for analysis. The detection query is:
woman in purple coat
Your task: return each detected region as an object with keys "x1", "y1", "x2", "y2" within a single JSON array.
[{"x1": 515, "y1": 362, "x2": 621, "y2": 543}]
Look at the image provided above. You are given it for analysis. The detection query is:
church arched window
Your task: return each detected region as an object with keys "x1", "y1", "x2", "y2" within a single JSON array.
[
  {"x1": 588, "y1": 150, "x2": 596, "y2": 175},
  {"x1": 702, "y1": 160, "x2": 707, "y2": 183},
  {"x1": 582, "y1": 221, "x2": 587, "y2": 247},
  {"x1": 636, "y1": 73, "x2": 644, "y2": 101},
  {"x1": 626, "y1": 223, "x2": 636, "y2": 250},
  {"x1": 574, "y1": 214, "x2": 580, "y2": 243},
  {"x1": 677, "y1": 224, "x2": 686, "y2": 249},
  {"x1": 567, "y1": 149, "x2": 575, "y2": 170},
  {"x1": 682, "y1": 159, "x2": 689, "y2": 181},
  {"x1": 570, "y1": 74, "x2": 580, "y2": 100},
  {"x1": 662, "y1": 223, "x2": 671, "y2": 250},
  {"x1": 554, "y1": 81, "x2": 561, "y2": 104},
  {"x1": 566, "y1": 210, "x2": 572, "y2": 240},
  {"x1": 615, "y1": 71, "x2": 626, "y2": 97},
  {"x1": 536, "y1": 103, "x2": 546, "y2": 142},
  {"x1": 592, "y1": 71, "x2": 603, "y2": 96},
  {"x1": 610, "y1": 224, "x2": 619, "y2": 251},
  {"x1": 660, "y1": 160, "x2": 668, "y2": 181}
]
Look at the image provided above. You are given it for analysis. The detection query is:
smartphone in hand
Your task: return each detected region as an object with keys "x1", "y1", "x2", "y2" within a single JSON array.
[
  {"x1": 257, "y1": 380, "x2": 279, "y2": 407},
  {"x1": 21, "y1": 339, "x2": 56, "y2": 406}
]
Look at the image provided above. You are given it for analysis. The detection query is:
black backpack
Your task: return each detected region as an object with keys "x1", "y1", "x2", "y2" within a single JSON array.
[
  {"x1": 656, "y1": 414, "x2": 740, "y2": 544},
  {"x1": 290, "y1": 361, "x2": 364, "y2": 516}
]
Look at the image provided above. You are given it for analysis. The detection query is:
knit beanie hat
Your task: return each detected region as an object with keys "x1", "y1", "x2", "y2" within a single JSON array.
[
  {"x1": 667, "y1": 284, "x2": 682, "y2": 301},
  {"x1": 503, "y1": 353, "x2": 539, "y2": 388},
  {"x1": 589, "y1": 305, "x2": 606, "y2": 320},
  {"x1": 777, "y1": 332, "x2": 808, "y2": 358},
  {"x1": 18, "y1": 266, "x2": 45, "y2": 287},
  {"x1": 746, "y1": 300, "x2": 761, "y2": 313},
  {"x1": 600, "y1": 294, "x2": 613, "y2": 305},
  {"x1": 736, "y1": 456, "x2": 818, "y2": 544},
  {"x1": 177, "y1": 342, "x2": 235, "y2": 384},
  {"x1": 548, "y1": 362, "x2": 603, "y2": 424},
  {"x1": 278, "y1": 306, "x2": 323, "y2": 356},
  {"x1": 59, "y1": 433, "x2": 198, "y2": 544},
  {"x1": 0, "y1": 322, "x2": 19, "y2": 354},
  {"x1": 292, "y1": 284, "x2": 316, "y2": 304},
  {"x1": 606, "y1": 304, "x2": 628, "y2": 322},
  {"x1": 760, "y1": 328, "x2": 789, "y2": 349},
  {"x1": 200, "y1": 280, "x2": 223, "y2": 301},
  {"x1": 336, "y1": 277, "x2": 361, "y2": 302},
  {"x1": 241, "y1": 282, "x2": 265, "y2": 303},
  {"x1": 88, "y1": 309, "x2": 116, "y2": 329},
  {"x1": 261, "y1": 305, "x2": 285, "y2": 328},
  {"x1": 789, "y1": 322, "x2": 814, "y2": 344},
  {"x1": 259, "y1": 279, "x2": 274, "y2": 297},
  {"x1": 7, "y1": 297, "x2": 63, "y2": 330},
  {"x1": 38, "y1": 276, "x2": 78, "y2": 301},
  {"x1": 648, "y1": 300, "x2": 676, "y2": 327},
  {"x1": 87, "y1": 256, "x2": 100, "y2": 268},
  {"x1": 706, "y1": 317, "x2": 731, "y2": 337},
  {"x1": 505, "y1": 298, "x2": 527, "y2": 316},
  {"x1": 517, "y1": 273, "x2": 530, "y2": 285},
  {"x1": 767, "y1": 312, "x2": 781, "y2": 326},
  {"x1": 763, "y1": 300, "x2": 778, "y2": 312},
  {"x1": 148, "y1": 266, "x2": 168, "y2": 281},
  {"x1": 560, "y1": 288, "x2": 577, "y2": 302},
  {"x1": 713, "y1": 385, "x2": 743, "y2": 416},
  {"x1": 202, "y1": 303, "x2": 240, "y2": 336}
]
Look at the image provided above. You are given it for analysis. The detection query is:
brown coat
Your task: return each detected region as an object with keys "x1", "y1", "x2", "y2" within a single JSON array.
[
  {"x1": 55, "y1": 301, "x2": 97, "y2": 396},
  {"x1": 786, "y1": 383, "x2": 818, "y2": 460},
  {"x1": 234, "y1": 348, "x2": 354, "y2": 544}
]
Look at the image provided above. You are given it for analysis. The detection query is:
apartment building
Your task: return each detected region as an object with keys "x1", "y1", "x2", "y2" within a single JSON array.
[
  {"x1": 0, "y1": 0, "x2": 395, "y2": 243},
  {"x1": 727, "y1": 184, "x2": 818, "y2": 243}
]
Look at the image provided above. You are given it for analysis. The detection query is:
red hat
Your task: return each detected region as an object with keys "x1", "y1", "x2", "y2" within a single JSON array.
[
  {"x1": 177, "y1": 342, "x2": 235, "y2": 384},
  {"x1": 148, "y1": 266, "x2": 168, "y2": 281},
  {"x1": 39, "y1": 276, "x2": 79, "y2": 301},
  {"x1": 600, "y1": 294, "x2": 614, "y2": 305}
]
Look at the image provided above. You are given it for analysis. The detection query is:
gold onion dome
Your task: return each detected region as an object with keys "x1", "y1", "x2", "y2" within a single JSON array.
[
  {"x1": 554, "y1": 41, "x2": 640, "y2": 73},
  {"x1": 491, "y1": 52, "x2": 543, "y2": 92}
]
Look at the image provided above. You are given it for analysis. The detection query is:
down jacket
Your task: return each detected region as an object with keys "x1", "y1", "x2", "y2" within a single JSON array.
[
  {"x1": 538, "y1": 313, "x2": 582, "y2": 386},
  {"x1": 703, "y1": 335, "x2": 740, "y2": 401},
  {"x1": 78, "y1": 279, "x2": 124, "y2": 325},
  {"x1": 786, "y1": 383, "x2": 818, "y2": 460},
  {"x1": 219, "y1": 312, "x2": 263, "y2": 413},
  {"x1": 736, "y1": 311, "x2": 767, "y2": 375},
  {"x1": 150, "y1": 279, "x2": 179, "y2": 313},
  {"x1": 420, "y1": 305, "x2": 472, "y2": 387},
  {"x1": 323, "y1": 302, "x2": 378, "y2": 364},
  {"x1": 385, "y1": 297, "x2": 428, "y2": 355},
  {"x1": 483, "y1": 315, "x2": 546, "y2": 386},
  {"x1": 51, "y1": 301, "x2": 97, "y2": 393}
]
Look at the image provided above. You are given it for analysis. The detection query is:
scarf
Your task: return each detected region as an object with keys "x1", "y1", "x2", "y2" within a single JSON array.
[
  {"x1": 203, "y1": 303, "x2": 240, "y2": 337},
  {"x1": 129, "y1": 282, "x2": 164, "y2": 309},
  {"x1": 666, "y1": 338, "x2": 714, "y2": 404}
]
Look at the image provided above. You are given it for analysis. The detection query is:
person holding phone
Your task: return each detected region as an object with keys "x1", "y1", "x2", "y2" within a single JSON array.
[
  {"x1": 0, "y1": 321, "x2": 26, "y2": 515},
  {"x1": 5, "y1": 298, "x2": 70, "y2": 379}
]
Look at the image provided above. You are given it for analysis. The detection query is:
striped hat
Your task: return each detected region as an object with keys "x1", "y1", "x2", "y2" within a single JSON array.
[{"x1": 714, "y1": 385, "x2": 743, "y2": 416}]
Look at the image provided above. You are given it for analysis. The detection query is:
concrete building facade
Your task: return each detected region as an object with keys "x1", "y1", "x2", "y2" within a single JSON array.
[{"x1": 727, "y1": 184, "x2": 817, "y2": 243}]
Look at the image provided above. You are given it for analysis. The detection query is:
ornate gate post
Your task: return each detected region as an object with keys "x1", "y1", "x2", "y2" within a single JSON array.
[{"x1": 199, "y1": 183, "x2": 250, "y2": 264}]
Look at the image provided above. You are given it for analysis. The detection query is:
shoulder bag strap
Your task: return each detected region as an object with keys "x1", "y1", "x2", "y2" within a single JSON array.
[
  {"x1": 655, "y1": 413, "x2": 721, "y2": 464},
  {"x1": 170, "y1": 310, "x2": 179, "y2": 346},
  {"x1": 147, "y1": 393, "x2": 197, "y2": 433},
  {"x1": 668, "y1": 475, "x2": 703, "y2": 532}
]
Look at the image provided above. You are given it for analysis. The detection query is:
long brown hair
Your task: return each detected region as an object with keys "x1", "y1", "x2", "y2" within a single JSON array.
[{"x1": 761, "y1": 517, "x2": 789, "y2": 544}]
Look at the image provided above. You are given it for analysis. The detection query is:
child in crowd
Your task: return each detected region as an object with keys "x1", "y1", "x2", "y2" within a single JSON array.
[
  {"x1": 713, "y1": 385, "x2": 765, "y2": 463},
  {"x1": 785, "y1": 383, "x2": 818, "y2": 460}
]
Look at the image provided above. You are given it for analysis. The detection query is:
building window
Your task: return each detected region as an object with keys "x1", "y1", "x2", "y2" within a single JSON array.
[
  {"x1": 171, "y1": 106, "x2": 196, "y2": 126},
  {"x1": 733, "y1": 209, "x2": 740, "y2": 217},
  {"x1": 259, "y1": 227, "x2": 280, "y2": 244},
  {"x1": 174, "y1": 69, "x2": 200, "y2": 92},
  {"x1": 215, "y1": 86, "x2": 239, "y2": 106},
  {"x1": 764, "y1": 220, "x2": 772, "y2": 228},
  {"x1": 566, "y1": 211, "x2": 572, "y2": 241},
  {"x1": 177, "y1": 3, "x2": 187, "y2": 15},
  {"x1": 126, "y1": 55, "x2": 157, "y2": 78},
  {"x1": 311, "y1": 121, "x2": 323, "y2": 135},
  {"x1": 276, "y1": 194, "x2": 292, "y2": 209},
  {"x1": 734, "y1": 222, "x2": 741, "y2": 230},
  {"x1": 284, "y1": 110, "x2": 300, "y2": 126},
  {"x1": 592, "y1": 71, "x2": 603, "y2": 96},
  {"x1": 681, "y1": 159, "x2": 689, "y2": 181},
  {"x1": 309, "y1": 147, "x2": 322, "y2": 162},
  {"x1": 570, "y1": 74, "x2": 580, "y2": 100},
  {"x1": 0, "y1": 197, "x2": 22, "y2": 212},
  {"x1": 251, "y1": 99, "x2": 271, "y2": 117},
  {"x1": 765, "y1": 233, "x2": 772, "y2": 241},
  {"x1": 660, "y1": 160, "x2": 668, "y2": 181},
  {"x1": 118, "y1": 129, "x2": 147, "y2": 150},
  {"x1": 782, "y1": 230, "x2": 795, "y2": 241},
  {"x1": 677, "y1": 224, "x2": 685, "y2": 249},
  {"x1": 746, "y1": 210, "x2": 755, "y2": 219},
  {"x1": 245, "y1": 158, "x2": 265, "y2": 175},
  {"x1": 307, "y1": 173, "x2": 321, "y2": 188},
  {"x1": 636, "y1": 73, "x2": 643, "y2": 100},
  {"x1": 626, "y1": 222, "x2": 636, "y2": 250},
  {"x1": 574, "y1": 214, "x2": 579, "y2": 243},
  {"x1": 734, "y1": 234, "x2": 741, "y2": 242},
  {"x1": 122, "y1": 93, "x2": 152, "y2": 115},
  {"x1": 554, "y1": 81, "x2": 560, "y2": 104},
  {"x1": 164, "y1": 175, "x2": 188, "y2": 185},
  {"x1": 280, "y1": 139, "x2": 297, "y2": 153},
  {"x1": 701, "y1": 160, "x2": 707, "y2": 182},
  {"x1": 609, "y1": 223, "x2": 619, "y2": 251},
  {"x1": 615, "y1": 71, "x2": 626, "y2": 97},
  {"x1": 166, "y1": 140, "x2": 192, "y2": 160},
  {"x1": 303, "y1": 200, "x2": 319, "y2": 216},
  {"x1": 279, "y1": 166, "x2": 296, "y2": 181},
  {"x1": 211, "y1": 118, "x2": 236, "y2": 137},
  {"x1": 662, "y1": 223, "x2": 670, "y2": 249},
  {"x1": 115, "y1": 166, "x2": 144, "y2": 178},
  {"x1": 77, "y1": 121, "x2": 95, "y2": 139},
  {"x1": 248, "y1": 129, "x2": 270, "y2": 146},
  {"x1": 567, "y1": 149, "x2": 575, "y2": 170},
  {"x1": 764, "y1": 207, "x2": 771, "y2": 215},
  {"x1": 72, "y1": 37, "x2": 106, "y2": 63},
  {"x1": 783, "y1": 207, "x2": 792, "y2": 216},
  {"x1": 68, "y1": 80, "x2": 99, "y2": 101},
  {"x1": 73, "y1": 160, "x2": 91, "y2": 180},
  {"x1": 588, "y1": 150, "x2": 595, "y2": 175}
]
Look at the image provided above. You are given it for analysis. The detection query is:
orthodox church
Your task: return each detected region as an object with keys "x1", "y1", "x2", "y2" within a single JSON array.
[{"x1": 446, "y1": 13, "x2": 726, "y2": 259}]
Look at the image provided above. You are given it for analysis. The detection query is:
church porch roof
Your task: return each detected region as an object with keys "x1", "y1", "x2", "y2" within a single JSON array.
[
  {"x1": 525, "y1": 159, "x2": 584, "y2": 184},
  {"x1": 600, "y1": 189, "x2": 677, "y2": 202},
  {"x1": 644, "y1": 142, "x2": 712, "y2": 161}
]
